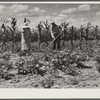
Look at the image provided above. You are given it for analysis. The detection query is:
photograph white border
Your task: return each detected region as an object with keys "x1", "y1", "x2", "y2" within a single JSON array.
[{"x1": 0, "y1": 1, "x2": 100, "y2": 99}]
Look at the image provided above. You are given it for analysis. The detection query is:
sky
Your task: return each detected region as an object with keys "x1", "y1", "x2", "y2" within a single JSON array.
[{"x1": 0, "y1": 3, "x2": 100, "y2": 29}]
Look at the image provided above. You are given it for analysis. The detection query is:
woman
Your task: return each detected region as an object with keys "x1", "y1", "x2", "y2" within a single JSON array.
[{"x1": 21, "y1": 18, "x2": 31, "y2": 54}]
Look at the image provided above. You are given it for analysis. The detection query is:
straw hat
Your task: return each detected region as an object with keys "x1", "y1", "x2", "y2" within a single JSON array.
[{"x1": 51, "y1": 20, "x2": 55, "y2": 24}]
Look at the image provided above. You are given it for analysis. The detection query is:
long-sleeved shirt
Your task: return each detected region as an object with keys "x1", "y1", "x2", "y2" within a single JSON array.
[{"x1": 50, "y1": 24, "x2": 60, "y2": 39}]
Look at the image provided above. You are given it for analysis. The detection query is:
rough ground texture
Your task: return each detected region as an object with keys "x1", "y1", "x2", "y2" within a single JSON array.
[{"x1": 0, "y1": 41, "x2": 100, "y2": 88}]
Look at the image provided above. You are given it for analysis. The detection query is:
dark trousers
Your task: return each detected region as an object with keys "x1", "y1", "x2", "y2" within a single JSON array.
[{"x1": 53, "y1": 34, "x2": 60, "y2": 50}]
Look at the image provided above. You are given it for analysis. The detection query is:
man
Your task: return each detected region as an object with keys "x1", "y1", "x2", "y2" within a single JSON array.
[
  {"x1": 51, "y1": 21, "x2": 60, "y2": 50},
  {"x1": 21, "y1": 18, "x2": 31, "y2": 53}
]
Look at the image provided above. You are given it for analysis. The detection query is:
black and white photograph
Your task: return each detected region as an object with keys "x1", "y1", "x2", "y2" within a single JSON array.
[{"x1": 0, "y1": 1, "x2": 100, "y2": 89}]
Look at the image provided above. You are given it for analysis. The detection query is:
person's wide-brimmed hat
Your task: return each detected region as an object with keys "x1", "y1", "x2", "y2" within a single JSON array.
[{"x1": 51, "y1": 20, "x2": 55, "y2": 24}]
